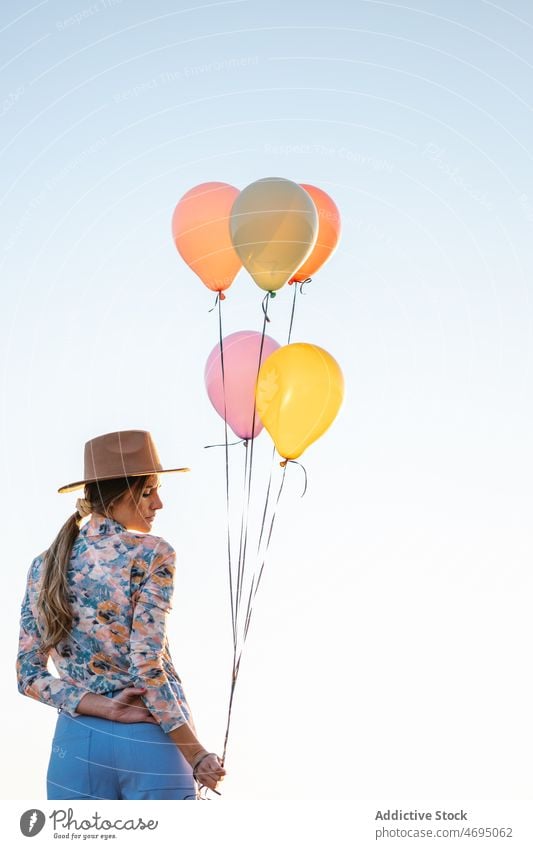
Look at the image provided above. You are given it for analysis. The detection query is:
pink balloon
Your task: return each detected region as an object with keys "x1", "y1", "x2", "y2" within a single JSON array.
[{"x1": 205, "y1": 331, "x2": 280, "y2": 439}]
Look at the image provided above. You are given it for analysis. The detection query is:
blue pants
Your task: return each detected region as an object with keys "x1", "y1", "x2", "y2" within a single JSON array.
[{"x1": 46, "y1": 691, "x2": 196, "y2": 800}]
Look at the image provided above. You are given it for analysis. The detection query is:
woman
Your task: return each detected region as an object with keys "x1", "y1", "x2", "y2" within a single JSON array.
[{"x1": 16, "y1": 429, "x2": 226, "y2": 800}]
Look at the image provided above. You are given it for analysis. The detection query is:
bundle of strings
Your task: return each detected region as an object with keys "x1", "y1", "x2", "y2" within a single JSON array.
[{"x1": 213, "y1": 282, "x2": 309, "y2": 766}]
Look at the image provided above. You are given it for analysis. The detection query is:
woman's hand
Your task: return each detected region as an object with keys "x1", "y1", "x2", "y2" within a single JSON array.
[
  {"x1": 108, "y1": 687, "x2": 158, "y2": 724},
  {"x1": 193, "y1": 753, "x2": 226, "y2": 792},
  {"x1": 167, "y1": 724, "x2": 225, "y2": 791}
]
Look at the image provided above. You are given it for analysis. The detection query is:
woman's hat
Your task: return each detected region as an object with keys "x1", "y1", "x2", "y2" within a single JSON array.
[{"x1": 57, "y1": 430, "x2": 190, "y2": 494}]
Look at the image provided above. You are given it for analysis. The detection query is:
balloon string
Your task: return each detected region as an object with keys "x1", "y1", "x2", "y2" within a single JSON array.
[
  {"x1": 280, "y1": 458, "x2": 308, "y2": 497},
  {"x1": 216, "y1": 295, "x2": 237, "y2": 654},
  {"x1": 220, "y1": 651, "x2": 241, "y2": 767},
  {"x1": 242, "y1": 458, "x2": 306, "y2": 651},
  {"x1": 239, "y1": 285, "x2": 310, "y2": 645},
  {"x1": 241, "y1": 284, "x2": 310, "y2": 649},
  {"x1": 221, "y1": 280, "x2": 313, "y2": 764},
  {"x1": 241, "y1": 464, "x2": 286, "y2": 646},
  {"x1": 221, "y1": 460, "x2": 287, "y2": 768},
  {"x1": 250, "y1": 343, "x2": 308, "y2": 586},
  {"x1": 221, "y1": 276, "x2": 315, "y2": 765},
  {"x1": 261, "y1": 290, "x2": 276, "y2": 322},
  {"x1": 287, "y1": 280, "x2": 297, "y2": 344},
  {"x1": 238, "y1": 441, "x2": 277, "y2": 641},
  {"x1": 221, "y1": 442, "x2": 249, "y2": 769},
  {"x1": 287, "y1": 278, "x2": 311, "y2": 343},
  {"x1": 255, "y1": 442, "x2": 277, "y2": 562},
  {"x1": 208, "y1": 292, "x2": 220, "y2": 313},
  {"x1": 237, "y1": 296, "x2": 269, "y2": 616},
  {"x1": 221, "y1": 294, "x2": 270, "y2": 765},
  {"x1": 234, "y1": 439, "x2": 250, "y2": 626},
  {"x1": 242, "y1": 462, "x2": 287, "y2": 644},
  {"x1": 220, "y1": 457, "x2": 306, "y2": 765},
  {"x1": 204, "y1": 438, "x2": 246, "y2": 449}
]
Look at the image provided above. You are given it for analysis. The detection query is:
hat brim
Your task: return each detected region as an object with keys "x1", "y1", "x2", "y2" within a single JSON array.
[{"x1": 58, "y1": 467, "x2": 191, "y2": 495}]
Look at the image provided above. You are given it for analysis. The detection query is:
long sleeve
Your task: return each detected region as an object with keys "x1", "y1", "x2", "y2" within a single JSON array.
[
  {"x1": 128, "y1": 543, "x2": 191, "y2": 733},
  {"x1": 16, "y1": 569, "x2": 94, "y2": 716}
]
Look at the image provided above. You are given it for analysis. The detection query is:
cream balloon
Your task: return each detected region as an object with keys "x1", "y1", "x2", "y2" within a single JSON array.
[{"x1": 230, "y1": 177, "x2": 319, "y2": 292}]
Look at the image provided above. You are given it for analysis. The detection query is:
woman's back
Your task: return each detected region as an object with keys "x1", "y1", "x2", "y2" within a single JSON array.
[{"x1": 17, "y1": 512, "x2": 191, "y2": 733}]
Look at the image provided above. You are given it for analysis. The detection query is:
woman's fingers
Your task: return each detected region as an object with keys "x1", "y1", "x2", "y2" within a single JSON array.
[
  {"x1": 196, "y1": 754, "x2": 227, "y2": 790},
  {"x1": 201, "y1": 774, "x2": 222, "y2": 791},
  {"x1": 200, "y1": 756, "x2": 224, "y2": 773}
]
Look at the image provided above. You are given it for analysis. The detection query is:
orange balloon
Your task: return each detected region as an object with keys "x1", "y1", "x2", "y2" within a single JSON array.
[
  {"x1": 171, "y1": 182, "x2": 242, "y2": 293},
  {"x1": 291, "y1": 184, "x2": 341, "y2": 282}
]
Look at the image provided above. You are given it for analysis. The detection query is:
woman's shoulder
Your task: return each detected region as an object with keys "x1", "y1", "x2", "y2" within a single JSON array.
[
  {"x1": 27, "y1": 550, "x2": 47, "y2": 579},
  {"x1": 117, "y1": 529, "x2": 176, "y2": 561}
]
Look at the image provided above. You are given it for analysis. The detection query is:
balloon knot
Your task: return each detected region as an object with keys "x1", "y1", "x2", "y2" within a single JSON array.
[
  {"x1": 220, "y1": 291, "x2": 226, "y2": 300},
  {"x1": 279, "y1": 458, "x2": 308, "y2": 496},
  {"x1": 270, "y1": 291, "x2": 276, "y2": 298}
]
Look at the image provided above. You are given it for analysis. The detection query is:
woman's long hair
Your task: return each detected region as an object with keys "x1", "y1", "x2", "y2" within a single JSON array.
[{"x1": 37, "y1": 474, "x2": 150, "y2": 653}]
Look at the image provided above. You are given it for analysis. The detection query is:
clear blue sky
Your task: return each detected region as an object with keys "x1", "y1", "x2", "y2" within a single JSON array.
[{"x1": 2, "y1": 0, "x2": 532, "y2": 802}]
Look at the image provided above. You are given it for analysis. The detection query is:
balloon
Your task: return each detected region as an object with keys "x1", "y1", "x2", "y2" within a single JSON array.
[
  {"x1": 256, "y1": 343, "x2": 344, "y2": 459},
  {"x1": 172, "y1": 182, "x2": 242, "y2": 294},
  {"x1": 230, "y1": 177, "x2": 318, "y2": 293},
  {"x1": 291, "y1": 184, "x2": 341, "y2": 282},
  {"x1": 205, "y1": 331, "x2": 280, "y2": 439}
]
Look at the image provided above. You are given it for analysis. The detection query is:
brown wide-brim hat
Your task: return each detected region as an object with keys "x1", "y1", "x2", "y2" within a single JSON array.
[{"x1": 58, "y1": 429, "x2": 190, "y2": 494}]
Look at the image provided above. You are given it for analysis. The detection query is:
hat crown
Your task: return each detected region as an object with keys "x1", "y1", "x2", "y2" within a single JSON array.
[
  {"x1": 84, "y1": 430, "x2": 162, "y2": 480},
  {"x1": 58, "y1": 430, "x2": 190, "y2": 494}
]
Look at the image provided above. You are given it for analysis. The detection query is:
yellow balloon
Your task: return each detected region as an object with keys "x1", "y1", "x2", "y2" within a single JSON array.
[
  {"x1": 230, "y1": 177, "x2": 319, "y2": 292},
  {"x1": 256, "y1": 343, "x2": 344, "y2": 459}
]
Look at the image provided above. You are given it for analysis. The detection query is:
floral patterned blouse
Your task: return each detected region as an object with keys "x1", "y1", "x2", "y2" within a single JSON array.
[{"x1": 16, "y1": 513, "x2": 192, "y2": 734}]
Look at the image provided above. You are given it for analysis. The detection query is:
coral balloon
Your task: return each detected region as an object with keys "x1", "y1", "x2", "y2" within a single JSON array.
[
  {"x1": 255, "y1": 343, "x2": 344, "y2": 459},
  {"x1": 172, "y1": 182, "x2": 242, "y2": 293},
  {"x1": 205, "y1": 331, "x2": 280, "y2": 439},
  {"x1": 291, "y1": 184, "x2": 341, "y2": 282},
  {"x1": 230, "y1": 177, "x2": 318, "y2": 292}
]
